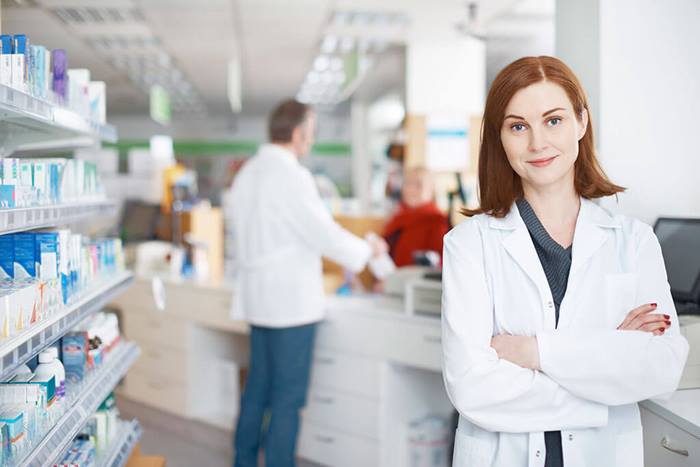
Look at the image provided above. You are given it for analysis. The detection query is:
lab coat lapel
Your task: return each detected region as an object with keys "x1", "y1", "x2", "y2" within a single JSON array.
[
  {"x1": 570, "y1": 198, "x2": 617, "y2": 277},
  {"x1": 559, "y1": 198, "x2": 620, "y2": 328},
  {"x1": 491, "y1": 204, "x2": 551, "y2": 306}
]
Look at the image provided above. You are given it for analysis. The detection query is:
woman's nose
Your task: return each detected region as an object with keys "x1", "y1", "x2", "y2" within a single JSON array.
[{"x1": 528, "y1": 127, "x2": 548, "y2": 153}]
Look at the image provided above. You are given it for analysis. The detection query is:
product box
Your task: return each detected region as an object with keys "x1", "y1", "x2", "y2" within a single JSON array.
[
  {"x1": 0, "y1": 35, "x2": 12, "y2": 87},
  {"x1": 88, "y1": 81, "x2": 106, "y2": 124},
  {"x1": 11, "y1": 35, "x2": 27, "y2": 93},
  {"x1": 33, "y1": 161, "x2": 47, "y2": 205},
  {"x1": 52, "y1": 49, "x2": 67, "y2": 102},
  {"x1": 0, "y1": 235, "x2": 13, "y2": 279},
  {"x1": 29, "y1": 374, "x2": 56, "y2": 409},
  {"x1": 62, "y1": 332, "x2": 88, "y2": 384},
  {"x1": 0, "y1": 185, "x2": 14, "y2": 208},
  {"x1": 35, "y1": 232, "x2": 58, "y2": 280},
  {"x1": 0, "y1": 290, "x2": 12, "y2": 338},
  {"x1": 0, "y1": 407, "x2": 25, "y2": 454},
  {"x1": 57, "y1": 229, "x2": 71, "y2": 303},
  {"x1": 0, "y1": 382, "x2": 44, "y2": 440},
  {"x1": 18, "y1": 160, "x2": 34, "y2": 207},
  {"x1": 2, "y1": 159, "x2": 18, "y2": 196},
  {"x1": 13, "y1": 282, "x2": 38, "y2": 332},
  {"x1": 13, "y1": 233, "x2": 37, "y2": 279}
]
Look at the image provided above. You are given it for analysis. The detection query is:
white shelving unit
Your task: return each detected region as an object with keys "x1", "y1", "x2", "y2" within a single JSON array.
[
  {"x1": 97, "y1": 419, "x2": 143, "y2": 467},
  {"x1": 0, "y1": 77, "x2": 141, "y2": 466},
  {"x1": 0, "y1": 271, "x2": 134, "y2": 381},
  {"x1": 11, "y1": 342, "x2": 141, "y2": 466},
  {"x1": 0, "y1": 84, "x2": 117, "y2": 157},
  {"x1": 0, "y1": 201, "x2": 118, "y2": 236}
]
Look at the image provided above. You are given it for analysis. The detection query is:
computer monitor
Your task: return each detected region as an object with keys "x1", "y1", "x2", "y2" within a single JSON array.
[
  {"x1": 653, "y1": 217, "x2": 700, "y2": 304},
  {"x1": 120, "y1": 201, "x2": 161, "y2": 243}
]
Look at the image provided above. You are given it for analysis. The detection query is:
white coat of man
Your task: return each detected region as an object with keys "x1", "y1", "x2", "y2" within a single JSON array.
[{"x1": 229, "y1": 99, "x2": 386, "y2": 467}]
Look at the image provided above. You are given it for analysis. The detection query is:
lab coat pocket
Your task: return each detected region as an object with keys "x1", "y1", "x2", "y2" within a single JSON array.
[
  {"x1": 452, "y1": 428, "x2": 496, "y2": 467},
  {"x1": 603, "y1": 273, "x2": 638, "y2": 329}
]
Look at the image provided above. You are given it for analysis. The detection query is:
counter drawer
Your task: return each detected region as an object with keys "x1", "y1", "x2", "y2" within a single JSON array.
[
  {"x1": 641, "y1": 406, "x2": 700, "y2": 466},
  {"x1": 130, "y1": 340, "x2": 188, "y2": 383},
  {"x1": 122, "y1": 310, "x2": 190, "y2": 351},
  {"x1": 298, "y1": 420, "x2": 379, "y2": 467},
  {"x1": 122, "y1": 368, "x2": 188, "y2": 418},
  {"x1": 385, "y1": 321, "x2": 442, "y2": 371},
  {"x1": 304, "y1": 387, "x2": 380, "y2": 439},
  {"x1": 310, "y1": 350, "x2": 381, "y2": 399}
]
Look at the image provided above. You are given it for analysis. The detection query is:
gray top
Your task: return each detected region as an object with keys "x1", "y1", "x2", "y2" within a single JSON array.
[
  {"x1": 516, "y1": 198, "x2": 573, "y2": 467},
  {"x1": 516, "y1": 198, "x2": 572, "y2": 326}
]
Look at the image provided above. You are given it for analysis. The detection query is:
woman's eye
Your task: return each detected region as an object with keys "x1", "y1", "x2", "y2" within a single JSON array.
[
  {"x1": 511, "y1": 123, "x2": 526, "y2": 132},
  {"x1": 547, "y1": 117, "x2": 562, "y2": 127}
]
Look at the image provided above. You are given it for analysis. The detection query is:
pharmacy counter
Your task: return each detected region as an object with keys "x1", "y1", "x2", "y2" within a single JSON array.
[
  {"x1": 110, "y1": 277, "x2": 250, "y2": 431},
  {"x1": 299, "y1": 294, "x2": 452, "y2": 467},
  {"x1": 640, "y1": 389, "x2": 700, "y2": 466},
  {"x1": 109, "y1": 277, "x2": 452, "y2": 465}
]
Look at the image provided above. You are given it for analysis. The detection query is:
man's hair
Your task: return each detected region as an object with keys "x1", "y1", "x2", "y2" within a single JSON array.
[{"x1": 268, "y1": 99, "x2": 312, "y2": 143}]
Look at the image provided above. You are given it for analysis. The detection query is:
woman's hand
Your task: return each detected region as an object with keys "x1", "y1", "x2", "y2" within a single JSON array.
[
  {"x1": 491, "y1": 335, "x2": 540, "y2": 370},
  {"x1": 617, "y1": 303, "x2": 671, "y2": 336}
]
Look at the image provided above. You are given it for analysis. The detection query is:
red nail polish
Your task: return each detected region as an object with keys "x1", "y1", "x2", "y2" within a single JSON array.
[
  {"x1": 664, "y1": 314, "x2": 670, "y2": 319},
  {"x1": 651, "y1": 303, "x2": 658, "y2": 308},
  {"x1": 660, "y1": 328, "x2": 666, "y2": 333}
]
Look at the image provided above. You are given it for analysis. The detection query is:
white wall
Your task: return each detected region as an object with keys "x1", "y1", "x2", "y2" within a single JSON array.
[
  {"x1": 109, "y1": 111, "x2": 351, "y2": 143},
  {"x1": 557, "y1": 0, "x2": 700, "y2": 224}
]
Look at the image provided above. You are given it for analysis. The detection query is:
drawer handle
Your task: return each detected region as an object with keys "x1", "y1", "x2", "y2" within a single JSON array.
[
  {"x1": 423, "y1": 335, "x2": 441, "y2": 344},
  {"x1": 315, "y1": 435, "x2": 335, "y2": 444},
  {"x1": 661, "y1": 437, "x2": 689, "y2": 457},
  {"x1": 315, "y1": 356, "x2": 336, "y2": 365},
  {"x1": 314, "y1": 396, "x2": 335, "y2": 405}
]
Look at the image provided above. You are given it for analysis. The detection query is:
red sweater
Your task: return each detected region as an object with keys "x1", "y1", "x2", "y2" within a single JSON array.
[{"x1": 383, "y1": 202, "x2": 450, "y2": 267}]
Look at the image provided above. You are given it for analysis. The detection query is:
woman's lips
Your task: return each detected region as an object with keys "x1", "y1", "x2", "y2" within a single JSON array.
[{"x1": 527, "y1": 156, "x2": 557, "y2": 167}]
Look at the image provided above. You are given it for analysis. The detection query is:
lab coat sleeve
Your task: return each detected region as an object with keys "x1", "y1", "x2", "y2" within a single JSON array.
[
  {"x1": 536, "y1": 225, "x2": 690, "y2": 406},
  {"x1": 282, "y1": 168, "x2": 371, "y2": 273},
  {"x1": 442, "y1": 223, "x2": 608, "y2": 433}
]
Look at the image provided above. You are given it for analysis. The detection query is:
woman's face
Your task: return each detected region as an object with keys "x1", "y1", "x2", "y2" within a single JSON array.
[{"x1": 500, "y1": 80, "x2": 588, "y2": 192}]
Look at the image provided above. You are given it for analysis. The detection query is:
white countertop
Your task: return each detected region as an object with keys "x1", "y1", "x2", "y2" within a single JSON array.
[
  {"x1": 325, "y1": 293, "x2": 441, "y2": 327},
  {"x1": 641, "y1": 389, "x2": 700, "y2": 438}
]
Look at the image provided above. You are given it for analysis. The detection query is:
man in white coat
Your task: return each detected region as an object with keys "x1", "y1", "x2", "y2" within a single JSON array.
[{"x1": 230, "y1": 99, "x2": 386, "y2": 467}]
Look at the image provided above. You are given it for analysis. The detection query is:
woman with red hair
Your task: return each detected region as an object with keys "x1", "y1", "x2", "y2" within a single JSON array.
[{"x1": 441, "y1": 56, "x2": 688, "y2": 467}]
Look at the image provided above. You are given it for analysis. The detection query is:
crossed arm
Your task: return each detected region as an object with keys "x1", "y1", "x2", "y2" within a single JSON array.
[{"x1": 441, "y1": 226, "x2": 689, "y2": 433}]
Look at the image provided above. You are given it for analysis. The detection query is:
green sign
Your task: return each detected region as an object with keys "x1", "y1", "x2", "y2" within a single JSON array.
[{"x1": 150, "y1": 85, "x2": 171, "y2": 125}]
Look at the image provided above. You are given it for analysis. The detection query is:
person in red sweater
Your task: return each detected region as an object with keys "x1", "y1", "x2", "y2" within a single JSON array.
[{"x1": 383, "y1": 167, "x2": 450, "y2": 267}]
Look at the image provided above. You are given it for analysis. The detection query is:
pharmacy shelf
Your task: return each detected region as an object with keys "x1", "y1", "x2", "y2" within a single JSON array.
[
  {"x1": 97, "y1": 419, "x2": 143, "y2": 467},
  {"x1": 0, "y1": 84, "x2": 117, "y2": 157},
  {"x1": 0, "y1": 200, "x2": 116, "y2": 236},
  {"x1": 0, "y1": 271, "x2": 134, "y2": 381},
  {"x1": 12, "y1": 341, "x2": 140, "y2": 467}
]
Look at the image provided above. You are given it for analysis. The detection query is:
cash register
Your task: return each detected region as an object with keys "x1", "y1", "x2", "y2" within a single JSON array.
[{"x1": 654, "y1": 217, "x2": 700, "y2": 389}]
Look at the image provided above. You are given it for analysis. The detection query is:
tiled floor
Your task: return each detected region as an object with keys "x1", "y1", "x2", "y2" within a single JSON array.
[{"x1": 117, "y1": 397, "x2": 322, "y2": 467}]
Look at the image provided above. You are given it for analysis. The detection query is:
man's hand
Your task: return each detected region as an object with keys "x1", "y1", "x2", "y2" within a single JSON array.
[
  {"x1": 365, "y1": 232, "x2": 389, "y2": 258},
  {"x1": 491, "y1": 335, "x2": 541, "y2": 370}
]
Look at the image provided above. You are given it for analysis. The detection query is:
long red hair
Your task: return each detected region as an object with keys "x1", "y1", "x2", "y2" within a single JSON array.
[{"x1": 463, "y1": 56, "x2": 624, "y2": 218}]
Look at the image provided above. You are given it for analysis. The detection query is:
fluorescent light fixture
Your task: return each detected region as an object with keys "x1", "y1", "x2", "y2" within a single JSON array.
[
  {"x1": 321, "y1": 35, "x2": 338, "y2": 54},
  {"x1": 313, "y1": 55, "x2": 330, "y2": 71},
  {"x1": 330, "y1": 57, "x2": 343, "y2": 72},
  {"x1": 227, "y1": 57, "x2": 242, "y2": 113},
  {"x1": 340, "y1": 36, "x2": 354, "y2": 53}
]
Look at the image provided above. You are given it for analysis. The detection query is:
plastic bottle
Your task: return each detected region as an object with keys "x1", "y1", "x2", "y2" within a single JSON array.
[
  {"x1": 34, "y1": 348, "x2": 65, "y2": 399},
  {"x1": 48, "y1": 347, "x2": 66, "y2": 398}
]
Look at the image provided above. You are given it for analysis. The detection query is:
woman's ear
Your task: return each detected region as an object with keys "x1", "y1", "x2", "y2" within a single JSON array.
[{"x1": 578, "y1": 109, "x2": 589, "y2": 141}]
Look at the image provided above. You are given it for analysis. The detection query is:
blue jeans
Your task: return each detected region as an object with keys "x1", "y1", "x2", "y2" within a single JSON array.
[{"x1": 234, "y1": 323, "x2": 317, "y2": 467}]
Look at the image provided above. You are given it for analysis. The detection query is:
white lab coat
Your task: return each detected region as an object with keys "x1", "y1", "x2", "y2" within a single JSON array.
[
  {"x1": 229, "y1": 143, "x2": 371, "y2": 327},
  {"x1": 441, "y1": 197, "x2": 689, "y2": 467}
]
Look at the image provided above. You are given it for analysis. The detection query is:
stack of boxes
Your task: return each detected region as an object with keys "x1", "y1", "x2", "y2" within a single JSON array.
[{"x1": 0, "y1": 33, "x2": 107, "y2": 124}]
